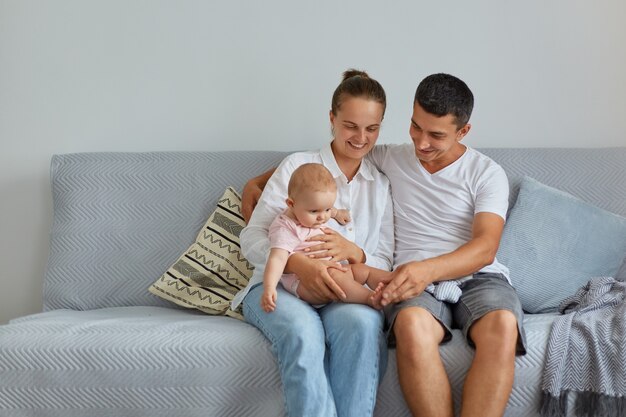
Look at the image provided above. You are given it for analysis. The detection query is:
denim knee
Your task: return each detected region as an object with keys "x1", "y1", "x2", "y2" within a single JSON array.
[{"x1": 322, "y1": 303, "x2": 383, "y2": 342}]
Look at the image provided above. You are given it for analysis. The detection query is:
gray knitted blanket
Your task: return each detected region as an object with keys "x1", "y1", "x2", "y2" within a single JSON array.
[{"x1": 540, "y1": 277, "x2": 626, "y2": 417}]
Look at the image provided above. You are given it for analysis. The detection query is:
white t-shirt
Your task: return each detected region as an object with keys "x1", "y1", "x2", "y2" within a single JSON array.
[
  {"x1": 231, "y1": 142, "x2": 394, "y2": 308},
  {"x1": 368, "y1": 143, "x2": 510, "y2": 280}
]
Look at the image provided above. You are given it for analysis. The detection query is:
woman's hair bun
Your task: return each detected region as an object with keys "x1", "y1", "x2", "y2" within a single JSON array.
[
  {"x1": 342, "y1": 69, "x2": 369, "y2": 82},
  {"x1": 331, "y1": 68, "x2": 386, "y2": 117}
]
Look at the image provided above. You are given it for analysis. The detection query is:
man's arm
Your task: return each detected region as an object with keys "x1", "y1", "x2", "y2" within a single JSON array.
[
  {"x1": 381, "y1": 212, "x2": 505, "y2": 306},
  {"x1": 242, "y1": 167, "x2": 276, "y2": 223}
]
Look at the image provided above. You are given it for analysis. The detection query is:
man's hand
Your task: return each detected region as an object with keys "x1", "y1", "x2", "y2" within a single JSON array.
[
  {"x1": 241, "y1": 179, "x2": 263, "y2": 223},
  {"x1": 286, "y1": 253, "x2": 348, "y2": 301},
  {"x1": 241, "y1": 167, "x2": 276, "y2": 223},
  {"x1": 380, "y1": 261, "x2": 435, "y2": 306},
  {"x1": 304, "y1": 228, "x2": 365, "y2": 264},
  {"x1": 380, "y1": 212, "x2": 507, "y2": 306}
]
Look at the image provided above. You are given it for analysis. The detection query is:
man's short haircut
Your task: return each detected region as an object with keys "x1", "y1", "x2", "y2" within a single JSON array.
[
  {"x1": 288, "y1": 163, "x2": 337, "y2": 199},
  {"x1": 414, "y1": 73, "x2": 474, "y2": 129}
]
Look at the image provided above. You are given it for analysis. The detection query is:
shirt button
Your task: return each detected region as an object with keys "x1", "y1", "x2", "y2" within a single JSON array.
[{"x1": 348, "y1": 228, "x2": 353, "y2": 231}]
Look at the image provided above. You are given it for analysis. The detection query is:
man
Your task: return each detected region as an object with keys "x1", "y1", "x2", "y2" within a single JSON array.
[
  {"x1": 242, "y1": 73, "x2": 526, "y2": 417},
  {"x1": 369, "y1": 73, "x2": 526, "y2": 417}
]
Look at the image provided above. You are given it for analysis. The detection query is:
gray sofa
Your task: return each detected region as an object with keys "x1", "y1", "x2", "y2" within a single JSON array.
[{"x1": 1, "y1": 148, "x2": 625, "y2": 417}]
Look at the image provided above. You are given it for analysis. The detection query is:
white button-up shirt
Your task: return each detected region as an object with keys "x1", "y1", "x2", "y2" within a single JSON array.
[{"x1": 232, "y1": 142, "x2": 394, "y2": 308}]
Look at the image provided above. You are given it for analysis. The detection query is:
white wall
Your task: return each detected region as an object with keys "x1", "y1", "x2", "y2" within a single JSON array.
[{"x1": 1, "y1": 0, "x2": 625, "y2": 324}]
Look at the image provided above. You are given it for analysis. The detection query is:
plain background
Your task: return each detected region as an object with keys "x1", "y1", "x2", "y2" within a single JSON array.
[{"x1": 1, "y1": 0, "x2": 625, "y2": 324}]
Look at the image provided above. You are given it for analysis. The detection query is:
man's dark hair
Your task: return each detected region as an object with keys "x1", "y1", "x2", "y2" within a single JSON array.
[{"x1": 414, "y1": 73, "x2": 474, "y2": 129}]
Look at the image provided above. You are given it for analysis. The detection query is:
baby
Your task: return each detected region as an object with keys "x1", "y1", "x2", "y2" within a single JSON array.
[{"x1": 262, "y1": 163, "x2": 391, "y2": 313}]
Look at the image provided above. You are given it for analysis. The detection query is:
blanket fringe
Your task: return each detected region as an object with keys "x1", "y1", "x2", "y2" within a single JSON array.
[
  {"x1": 574, "y1": 391, "x2": 626, "y2": 417},
  {"x1": 540, "y1": 391, "x2": 568, "y2": 417},
  {"x1": 541, "y1": 390, "x2": 626, "y2": 417}
]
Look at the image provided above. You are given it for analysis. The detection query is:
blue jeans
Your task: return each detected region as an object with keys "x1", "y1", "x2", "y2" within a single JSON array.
[{"x1": 243, "y1": 284, "x2": 387, "y2": 417}]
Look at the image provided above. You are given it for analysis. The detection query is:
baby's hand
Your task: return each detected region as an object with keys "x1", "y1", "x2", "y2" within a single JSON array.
[
  {"x1": 261, "y1": 288, "x2": 278, "y2": 313},
  {"x1": 333, "y1": 208, "x2": 351, "y2": 225}
]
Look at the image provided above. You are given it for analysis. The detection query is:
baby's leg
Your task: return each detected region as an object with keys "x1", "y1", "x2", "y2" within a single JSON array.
[
  {"x1": 295, "y1": 283, "x2": 332, "y2": 306},
  {"x1": 349, "y1": 263, "x2": 393, "y2": 289},
  {"x1": 328, "y1": 266, "x2": 382, "y2": 309},
  {"x1": 349, "y1": 264, "x2": 392, "y2": 309}
]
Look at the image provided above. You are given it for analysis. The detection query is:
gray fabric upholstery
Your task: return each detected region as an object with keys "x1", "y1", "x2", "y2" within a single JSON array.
[
  {"x1": 0, "y1": 306, "x2": 556, "y2": 417},
  {"x1": 0, "y1": 147, "x2": 624, "y2": 417},
  {"x1": 44, "y1": 151, "x2": 288, "y2": 311},
  {"x1": 480, "y1": 148, "x2": 626, "y2": 280},
  {"x1": 1, "y1": 307, "x2": 282, "y2": 417}
]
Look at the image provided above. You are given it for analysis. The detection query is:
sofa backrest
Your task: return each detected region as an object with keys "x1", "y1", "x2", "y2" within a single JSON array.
[
  {"x1": 44, "y1": 151, "x2": 290, "y2": 311},
  {"x1": 43, "y1": 147, "x2": 626, "y2": 311},
  {"x1": 480, "y1": 147, "x2": 626, "y2": 280}
]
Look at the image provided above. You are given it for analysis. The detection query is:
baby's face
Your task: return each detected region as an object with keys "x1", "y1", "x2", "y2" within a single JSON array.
[{"x1": 291, "y1": 190, "x2": 336, "y2": 228}]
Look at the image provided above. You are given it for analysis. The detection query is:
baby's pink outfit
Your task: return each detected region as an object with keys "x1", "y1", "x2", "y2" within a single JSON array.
[{"x1": 268, "y1": 211, "x2": 329, "y2": 297}]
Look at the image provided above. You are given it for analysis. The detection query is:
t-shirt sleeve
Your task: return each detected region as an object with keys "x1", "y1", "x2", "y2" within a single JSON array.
[
  {"x1": 474, "y1": 164, "x2": 509, "y2": 221},
  {"x1": 365, "y1": 144, "x2": 389, "y2": 171},
  {"x1": 362, "y1": 184, "x2": 394, "y2": 271}
]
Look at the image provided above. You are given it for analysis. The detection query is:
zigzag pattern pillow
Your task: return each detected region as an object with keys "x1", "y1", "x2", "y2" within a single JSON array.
[{"x1": 149, "y1": 187, "x2": 253, "y2": 320}]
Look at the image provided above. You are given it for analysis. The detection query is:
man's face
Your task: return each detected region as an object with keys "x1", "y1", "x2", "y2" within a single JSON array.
[{"x1": 409, "y1": 103, "x2": 470, "y2": 170}]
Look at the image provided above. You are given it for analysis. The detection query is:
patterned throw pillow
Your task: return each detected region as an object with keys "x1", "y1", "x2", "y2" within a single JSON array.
[{"x1": 149, "y1": 187, "x2": 253, "y2": 320}]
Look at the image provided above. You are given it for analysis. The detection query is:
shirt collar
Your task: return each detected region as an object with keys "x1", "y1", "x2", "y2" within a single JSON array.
[{"x1": 319, "y1": 142, "x2": 376, "y2": 182}]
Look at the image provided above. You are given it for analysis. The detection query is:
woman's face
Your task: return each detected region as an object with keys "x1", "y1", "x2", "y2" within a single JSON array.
[{"x1": 330, "y1": 97, "x2": 384, "y2": 162}]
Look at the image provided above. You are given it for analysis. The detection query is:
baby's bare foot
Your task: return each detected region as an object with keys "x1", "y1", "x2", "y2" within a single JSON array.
[{"x1": 368, "y1": 283, "x2": 386, "y2": 310}]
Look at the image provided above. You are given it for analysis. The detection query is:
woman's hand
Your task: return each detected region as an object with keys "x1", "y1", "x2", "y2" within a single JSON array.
[
  {"x1": 286, "y1": 253, "x2": 348, "y2": 302},
  {"x1": 304, "y1": 228, "x2": 365, "y2": 264},
  {"x1": 380, "y1": 261, "x2": 436, "y2": 306}
]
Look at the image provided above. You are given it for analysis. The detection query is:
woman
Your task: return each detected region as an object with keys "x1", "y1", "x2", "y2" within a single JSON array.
[{"x1": 231, "y1": 69, "x2": 393, "y2": 417}]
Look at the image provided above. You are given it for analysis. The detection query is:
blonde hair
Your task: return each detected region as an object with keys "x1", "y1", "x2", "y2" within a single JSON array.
[{"x1": 287, "y1": 163, "x2": 336, "y2": 199}]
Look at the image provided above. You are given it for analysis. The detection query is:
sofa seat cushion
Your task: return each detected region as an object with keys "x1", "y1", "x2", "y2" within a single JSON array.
[
  {"x1": 0, "y1": 307, "x2": 282, "y2": 417},
  {"x1": 1, "y1": 306, "x2": 557, "y2": 417},
  {"x1": 376, "y1": 312, "x2": 559, "y2": 417}
]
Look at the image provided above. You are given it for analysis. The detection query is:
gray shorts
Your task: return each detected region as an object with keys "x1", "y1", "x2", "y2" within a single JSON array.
[{"x1": 384, "y1": 272, "x2": 527, "y2": 355}]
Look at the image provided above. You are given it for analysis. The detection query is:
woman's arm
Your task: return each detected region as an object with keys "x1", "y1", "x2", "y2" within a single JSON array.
[{"x1": 240, "y1": 162, "x2": 291, "y2": 268}]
